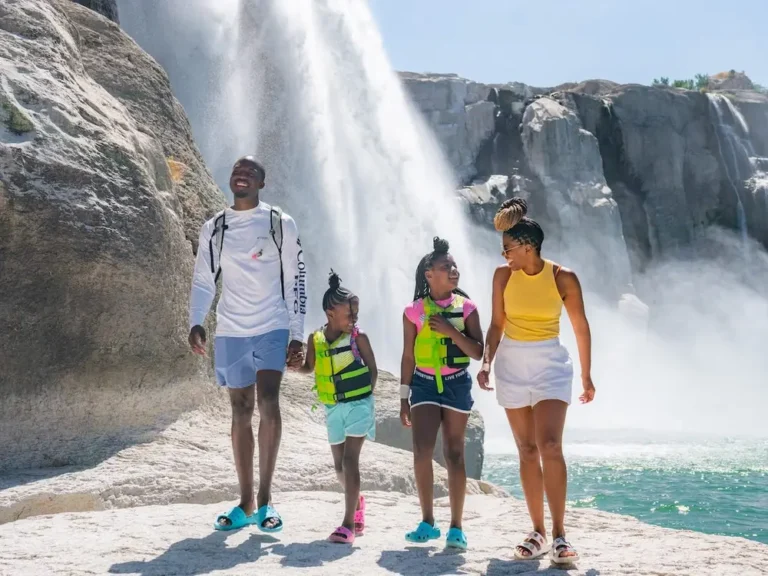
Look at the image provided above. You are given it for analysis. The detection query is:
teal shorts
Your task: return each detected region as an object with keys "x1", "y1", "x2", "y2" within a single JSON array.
[{"x1": 324, "y1": 395, "x2": 376, "y2": 445}]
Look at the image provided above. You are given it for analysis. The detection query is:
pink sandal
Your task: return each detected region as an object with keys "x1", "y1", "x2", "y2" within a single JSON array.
[
  {"x1": 328, "y1": 525, "x2": 355, "y2": 544},
  {"x1": 354, "y1": 495, "x2": 365, "y2": 535}
]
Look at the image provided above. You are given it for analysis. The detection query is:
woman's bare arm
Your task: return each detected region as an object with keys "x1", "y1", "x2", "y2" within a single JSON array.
[
  {"x1": 484, "y1": 265, "x2": 511, "y2": 367},
  {"x1": 557, "y1": 268, "x2": 595, "y2": 402}
]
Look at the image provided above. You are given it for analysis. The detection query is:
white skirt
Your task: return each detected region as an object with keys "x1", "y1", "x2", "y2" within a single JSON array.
[{"x1": 493, "y1": 336, "x2": 574, "y2": 409}]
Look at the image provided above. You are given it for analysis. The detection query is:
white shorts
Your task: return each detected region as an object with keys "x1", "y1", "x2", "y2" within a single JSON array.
[{"x1": 494, "y1": 337, "x2": 573, "y2": 409}]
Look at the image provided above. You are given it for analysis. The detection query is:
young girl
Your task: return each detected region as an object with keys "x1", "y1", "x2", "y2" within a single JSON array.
[
  {"x1": 300, "y1": 270, "x2": 378, "y2": 544},
  {"x1": 400, "y1": 237, "x2": 484, "y2": 550}
]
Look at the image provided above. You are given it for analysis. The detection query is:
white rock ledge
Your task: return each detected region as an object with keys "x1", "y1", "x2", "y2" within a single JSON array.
[{"x1": 1, "y1": 490, "x2": 765, "y2": 575}]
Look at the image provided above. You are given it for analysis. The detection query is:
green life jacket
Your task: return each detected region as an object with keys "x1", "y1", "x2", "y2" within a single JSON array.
[
  {"x1": 313, "y1": 329, "x2": 372, "y2": 406},
  {"x1": 413, "y1": 295, "x2": 470, "y2": 393}
]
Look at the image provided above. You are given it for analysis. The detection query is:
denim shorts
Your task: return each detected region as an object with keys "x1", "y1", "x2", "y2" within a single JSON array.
[
  {"x1": 324, "y1": 395, "x2": 376, "y2": 445},
  {"x1": 214, "y1": 329, "x2": 289, "y2": 388},
  {"x1": 409, "y1": 369, "x2": 474, "y2": 413}
]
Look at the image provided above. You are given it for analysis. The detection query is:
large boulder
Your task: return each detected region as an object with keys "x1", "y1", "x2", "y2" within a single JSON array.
[
  {"x1": 709, "y1": 70, "x2": 754, "y2": 91},
  {"x1": 0, "y1": 0, "x2": 224, "y2": 472},
  {"x1": 374, "y1": 372, "x2": 485, "y2": 480}
]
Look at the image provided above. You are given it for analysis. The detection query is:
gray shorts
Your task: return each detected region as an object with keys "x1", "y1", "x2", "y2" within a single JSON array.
[{"x1": 214, "y1": 329, "x2": 289, "y2": 388}]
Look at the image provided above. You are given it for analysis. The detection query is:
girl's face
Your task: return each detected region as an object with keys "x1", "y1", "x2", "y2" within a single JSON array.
[
  {"x1": 501, "y1": 235, "x2": 533, "y2": 271},
  {"x1": 326, "y1": 297, "x2": 359, "y2": 334},
  {"x1": 425, "y1": 254, "x2": 460, "y2": 295}
]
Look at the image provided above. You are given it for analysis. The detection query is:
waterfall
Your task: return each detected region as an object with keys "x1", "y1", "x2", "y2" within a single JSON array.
[
  {"x1": 707, "y1": 93, "x2": 754, "y2": 242},
  {"x1": 117, "y1": 0, "x2": 496, "y2": 370}
]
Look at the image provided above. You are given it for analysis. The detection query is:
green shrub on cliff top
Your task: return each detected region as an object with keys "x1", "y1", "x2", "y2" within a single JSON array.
[
  {"x1": 673, "y1": 79, "x2": 695, "y2": 90},
  {"x1": 695, "y1": 74, "x2": 710, "y2": 89},
  {"x1": 653, "y1": 73, "x2": 710, "y2": 91}
]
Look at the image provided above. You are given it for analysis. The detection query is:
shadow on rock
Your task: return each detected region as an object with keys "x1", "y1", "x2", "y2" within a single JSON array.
[
  {"x1": 487, "y1": 557, "x2": 592, "y2": 575},
  {"x1": 377, "y1": 545, "x2": 466, "y2": 575},
  {"x1": 268, "y1": 539, "x2": 356, "y2": 567},
  {"x1": 108, "y1": 531, "x2": 278, "y2": 576}
]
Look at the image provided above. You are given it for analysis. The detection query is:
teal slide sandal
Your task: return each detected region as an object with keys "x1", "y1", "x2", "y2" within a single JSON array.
[
  {"x1": 256, "y1": 504, "x2": 283, "y2": 533},
  {"x1": 213, "y1": 506, "x2": 256, "y2": 531}
]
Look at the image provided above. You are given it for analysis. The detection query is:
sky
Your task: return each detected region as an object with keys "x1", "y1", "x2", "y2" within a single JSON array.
[{"x1": 370, "y1": 0, "x2": 766, "y2": 88}]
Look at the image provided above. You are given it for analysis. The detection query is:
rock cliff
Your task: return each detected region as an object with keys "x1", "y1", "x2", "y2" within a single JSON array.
[
  {"x1": 401, "y1": 72, "x2": 768, "y2": 297},
  {"x1": 0, "y1": 0, "x2": 224, "y2": 472}
]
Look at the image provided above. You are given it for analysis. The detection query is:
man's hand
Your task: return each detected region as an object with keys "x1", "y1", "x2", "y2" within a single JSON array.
[
  {"x1": 286, "y1": 339, "x2": 305, "y2": 370},
  {"x1": 399, "y1": 399, "x2": 412, "y2": 427},
  {"x1": 189, "y1": 325, "x2": 207, "y2": 356}
]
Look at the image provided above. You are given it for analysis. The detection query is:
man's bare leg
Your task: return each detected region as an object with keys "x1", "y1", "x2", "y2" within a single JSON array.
[{"x1": 255, "y1": 369, "x2": 282, "y2": 529}]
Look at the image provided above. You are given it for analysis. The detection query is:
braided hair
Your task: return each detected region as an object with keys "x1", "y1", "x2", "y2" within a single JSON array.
[
  {"x1": 413, "y1": 237, "x2": 470, "y2": 301},
  {"x1": 494, "y1": 197, "x2": 544, "y2": 253},
  {"x1": 322, "y1": 269, "x2": 357, "y2": 311}
]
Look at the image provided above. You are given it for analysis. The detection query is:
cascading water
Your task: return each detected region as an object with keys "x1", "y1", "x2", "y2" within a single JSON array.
[
  {"x1": 707, "y1": 93, "x2": 755, "y2": 243},
  {"x1": 117, "y1": 0, "x2": 497, "y2": 370}
]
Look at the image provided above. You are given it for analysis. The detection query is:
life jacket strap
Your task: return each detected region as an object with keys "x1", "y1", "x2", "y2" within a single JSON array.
[{"x1": 334, "y1": 385, "x2": 373, "y2": 402}]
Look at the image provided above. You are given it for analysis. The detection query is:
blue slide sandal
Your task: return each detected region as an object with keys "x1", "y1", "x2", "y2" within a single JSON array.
[
  {"x1": 213, "y1": 506, "x2": 256, "y2": 531},
  {"x1": 256, "y1": 504, "x2": 284, "y2": 533},
  {"x1": 405, "y1": 521, "x2": 441, "y2": 543},
  {"x1": 445, "y1": 527, "x2": 468, "y2": 550}
]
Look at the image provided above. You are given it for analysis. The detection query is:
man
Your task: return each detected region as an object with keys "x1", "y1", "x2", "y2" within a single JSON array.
[{"x1": 188, "y1": 156, "x2": 306, "y2": 531}]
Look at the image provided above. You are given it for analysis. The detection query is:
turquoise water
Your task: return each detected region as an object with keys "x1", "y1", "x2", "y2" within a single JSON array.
[{"x1": 483, "y1": 431, "x2": 768, "y2": 544}]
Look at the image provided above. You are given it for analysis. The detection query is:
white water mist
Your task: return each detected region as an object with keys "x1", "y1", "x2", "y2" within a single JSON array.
[{"x1": 118, "y1": 0, "x2": 497, "y2": 370}]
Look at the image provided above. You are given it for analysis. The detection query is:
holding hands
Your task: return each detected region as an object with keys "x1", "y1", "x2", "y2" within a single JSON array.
[{"x1": 286, "y1": 340, "x2": 305, "y2": 370}]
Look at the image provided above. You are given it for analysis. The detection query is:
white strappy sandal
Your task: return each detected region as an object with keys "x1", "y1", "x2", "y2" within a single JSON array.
[
  {"x1": 513, "y1": 531, "x2": 550, "y2": 560},
  {"x1": 550, "y1": 536, "x2": 580, "y2": 564}
]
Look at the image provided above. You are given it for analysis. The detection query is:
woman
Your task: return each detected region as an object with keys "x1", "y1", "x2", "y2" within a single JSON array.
[
  {"x1": 400, "y1": 237, "x2": 484, "y2": 550},
  {"x1": 477, "y1": 198, "x2": 595, "y2": 564}
]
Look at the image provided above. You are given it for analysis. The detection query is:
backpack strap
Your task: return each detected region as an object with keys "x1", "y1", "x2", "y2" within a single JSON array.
[
  {"x1": 270, "y1": 205, "x2": 285, "y2": 300},
  {"x1": 209, "y1": 210, "x2": 227, "y2": 282}
]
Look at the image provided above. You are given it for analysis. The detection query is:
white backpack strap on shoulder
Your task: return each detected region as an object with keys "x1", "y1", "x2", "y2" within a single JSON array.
[
  {"x1": 270, "y1": 205, "x2": 285, "y2": 300},
  {"x1": 209, "y1": 210, "x2": 227, "y2": 282}
]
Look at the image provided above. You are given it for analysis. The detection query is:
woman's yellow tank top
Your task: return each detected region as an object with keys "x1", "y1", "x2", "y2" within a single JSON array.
[{"x1": 503, "y1": 260, "x2": 563, "y2": 341}]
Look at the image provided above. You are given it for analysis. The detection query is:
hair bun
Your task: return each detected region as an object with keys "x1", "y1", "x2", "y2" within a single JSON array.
[
  {"x1": 494, "y1": 197, "x2": 528, "y2": 231},
  {"x1": 432, "y1": 236, "x2": 450, "y2": 254},
  {"x1": 328, "y1": 269, "x2": 342, "y2": 290}
]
